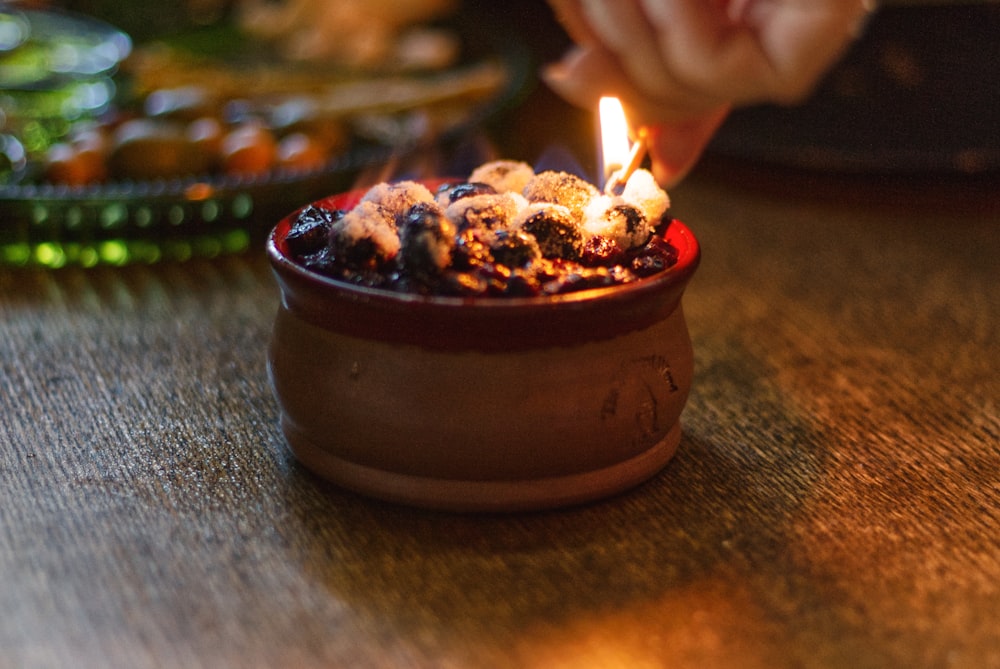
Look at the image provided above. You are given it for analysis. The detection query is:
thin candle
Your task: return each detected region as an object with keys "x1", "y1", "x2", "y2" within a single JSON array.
[
  {"x1": 598, "y1": 96, "x2": 631, "y2": 189},
  {"x1": 598, "y1": 97, "x2": 648, "y2": 194}
]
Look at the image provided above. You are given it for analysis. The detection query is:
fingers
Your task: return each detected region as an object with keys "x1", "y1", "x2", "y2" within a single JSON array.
[
  {"x1": 541, "y1": 46, "x2": 614, "y2": 112},
  {"x1": 543, "y1": 45, "x2": 726, "y2": 123},
  {"x1": 641, "y1": 0, "x2": 775, "y2": 102},
  {"x1": 577, "y1": 0, "x2": 674, "y2": 99},
  {"x1": 641, "y1": 0, "x2": 871, "y2": 105},
  {"x1": 745, "y1": 0, "x2": 874, "y2": 102},
  {"x1": 646, "y1": 107, "x2": 730, "y2": 187},
  {"x1": 547, "y1": 0, "x2": 601, "y2": 45}
]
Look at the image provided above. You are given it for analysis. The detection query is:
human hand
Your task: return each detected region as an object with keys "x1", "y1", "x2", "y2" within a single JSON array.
[{"x1": 544, "y1": 0, "x2": 875, "y2": 185}]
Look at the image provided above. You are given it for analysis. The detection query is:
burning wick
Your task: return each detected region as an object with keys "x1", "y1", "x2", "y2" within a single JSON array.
[{"x1": 598, "y1": 97, "x2": 647, "y2": 195}]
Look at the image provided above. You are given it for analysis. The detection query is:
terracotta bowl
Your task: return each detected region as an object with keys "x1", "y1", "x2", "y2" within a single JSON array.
[{"x1": 266, "y1": 180, "x2": 701, "y2": 512}]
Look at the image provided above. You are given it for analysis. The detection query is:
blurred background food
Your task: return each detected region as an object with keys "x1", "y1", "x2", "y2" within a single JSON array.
[
  {"x1": 0, "y1": 0, "x2": 517, "y2": 187},
  {"x1": 0, "y1": 0, "x2": 529, "y2": 267}
]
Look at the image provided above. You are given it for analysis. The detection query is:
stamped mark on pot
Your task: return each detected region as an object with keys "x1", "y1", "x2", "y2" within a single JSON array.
[{"x1": 602, "y1": 355, "x2": 681, "y2": 445}]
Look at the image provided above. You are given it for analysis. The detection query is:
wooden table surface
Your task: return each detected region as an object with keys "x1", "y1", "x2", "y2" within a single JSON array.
[{"x1": 2, "y1": 157, "x2": 998, "y2": 668}]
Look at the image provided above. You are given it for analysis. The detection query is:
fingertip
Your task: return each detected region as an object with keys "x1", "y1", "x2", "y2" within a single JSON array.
[
  {"x1": 547, "y1": 0, "x2": 600, "y2": 45},
  {"x1": 540, "y1": 49, "x2": 581, "y2": 88},
  {"x1": 540, "y1": 47, "x2": 609, "y2": 109},
  {"x1": 646, "y1": 108, "x2": 731, "y2": 187}
]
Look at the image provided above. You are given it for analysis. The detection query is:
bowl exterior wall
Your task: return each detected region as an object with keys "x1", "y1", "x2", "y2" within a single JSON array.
[{"x1": 267, "y1": 300, "x2": 694, "y2": 510}]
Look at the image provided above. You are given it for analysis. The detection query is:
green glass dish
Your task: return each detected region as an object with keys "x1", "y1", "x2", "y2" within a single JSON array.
[{"x1": 0, "y1": 148, "x2": 389, "y2": 268}]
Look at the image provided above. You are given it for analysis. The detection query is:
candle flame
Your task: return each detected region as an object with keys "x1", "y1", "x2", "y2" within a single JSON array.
[{"x1": 599, "y1": 97, "x2": 631, "y2": 187}]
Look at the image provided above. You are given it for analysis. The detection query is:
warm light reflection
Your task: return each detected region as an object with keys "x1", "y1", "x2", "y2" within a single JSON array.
[
  {"x1": 185, "y1": 182, "x2": 215, "y2": 201},
  {"x1": 598, "y1": 97, "x2": 632, "y2": 186},
  {"x1": 509, "y1": 577, "x2": 777, "y2": 668}
]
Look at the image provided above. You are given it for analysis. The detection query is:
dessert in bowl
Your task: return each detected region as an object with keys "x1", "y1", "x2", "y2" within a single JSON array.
[{"x1": 266, "y1": 161, "x2": 700, "y2": 511}]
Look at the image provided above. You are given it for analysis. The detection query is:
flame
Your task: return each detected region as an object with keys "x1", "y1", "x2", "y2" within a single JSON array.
[{"x1": 598, "y1": 97, "x2": 631, "y2": 186}]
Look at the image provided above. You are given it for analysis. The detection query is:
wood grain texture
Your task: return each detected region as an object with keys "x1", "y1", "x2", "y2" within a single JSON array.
[{"x1": 2, "y1": 163, "x2": 998, "y2": 669}]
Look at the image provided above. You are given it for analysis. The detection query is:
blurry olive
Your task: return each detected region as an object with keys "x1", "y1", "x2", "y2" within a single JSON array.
[
  {"x1": 277, "y1": 132, "x2": 327, "y2": 171},
  {"x1": 144, "y1": 86, "x2": 216, "y2": 121},
  {"x1": 1, "y1": 134, "x2": 27, "y2": 184},
  {"x1": 186, "y1": 116, "x2": 224, "y2": 163},
  {"x1": 222, "y1": 99, "x2": 255, "y2": 125},
  {"x1": 71, "y1": 128, "x2": 110, "y2": 181},
  {"x1": 269, "y1": 100, "x2": 347, "y2": 153},
  {"x1": 112, "y1": 119, "x2": 177, "y2": 147},
  {"x1": 297, "y1": 118, "x2": 347, "y2": 154},
  {"x1": 45, "y1": 142, "x2": 106, "y2": 186},
  {"x1": 109, "y1": 118, "x2": 213, "y2": 180},
  {"x1": 276, "y1": 118, "x2": 347, "y2": 155},
  {"x1": 268, "y1": 98, "x2": 317, "y2": 129},
  {"x1": 221, "y1": 122, "x2": 277, "y2": 176},
  {"x1": 69, "y1": 127, "x2": 109, "y2": 156}
]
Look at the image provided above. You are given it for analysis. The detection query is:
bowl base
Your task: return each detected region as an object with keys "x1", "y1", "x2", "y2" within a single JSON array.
[{"x1": 281, "y1": 418, "x2": 682, "y2": 512}]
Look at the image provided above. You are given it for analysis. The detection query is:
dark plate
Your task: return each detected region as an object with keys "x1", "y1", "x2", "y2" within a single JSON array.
[{"x1": 708, "y1": 4, "x2": 1000, "y2": 175}]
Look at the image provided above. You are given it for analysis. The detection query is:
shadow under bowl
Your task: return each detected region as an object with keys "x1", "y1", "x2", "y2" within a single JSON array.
[{"x1": 266, "y1": 181, "x2": 701, "y2": 512}]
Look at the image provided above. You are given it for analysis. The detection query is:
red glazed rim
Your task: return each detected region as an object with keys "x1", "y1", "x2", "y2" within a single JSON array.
[{"x1": 266, "y1": 179, "x2": 701, "y2": 352}]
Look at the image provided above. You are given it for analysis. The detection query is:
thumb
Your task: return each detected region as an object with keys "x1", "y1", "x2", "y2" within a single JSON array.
[{"x1": 646, "y1": 107, "x2": 730, "y2": 187}]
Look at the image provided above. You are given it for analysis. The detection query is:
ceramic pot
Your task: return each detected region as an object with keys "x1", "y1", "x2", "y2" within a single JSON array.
[{"x1": 266, "y1": 182, "x2": 701, "y2": 511}]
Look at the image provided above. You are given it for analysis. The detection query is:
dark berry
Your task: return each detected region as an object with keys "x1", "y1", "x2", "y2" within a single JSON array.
[
  {"x1": 446, "y1": 181, "x2": 497, "y2": 202},
  {"x1": 439, "y1": 270, "x2": 491, "y2": 297},
  {"x1": 399, "y1": 203, "x2": 456, "y2": 283},
  {"x1": 653, "y1": 215, "x2": 675, "y2": 236},
  {"x1": 542, "y1": 266, "x2": 631, "y2": 295},
  {"x1": 631, "y1": 236, "x2": 679, "y2": 277},
  {"x1": 335, "y1": 237, "x2": 380, "y2": 270},
  {"x1": 297, "y1": 245, "x2": 337, "y2": 274},
  {"x1": 528, "y1": 257, "x2": 573, "y2": 284},
  {"x1": 519, "y1": 206, "x2": 585, "y2": 261},
  {"x1": 286, "y1": 205, "x2": 341, "y2": 257},
  {"x1": 452, "y1": 228, "x2": 494, "y2": 270},
  {"x1": 607, "y1": 265, "x2": 638, "y2": 285},
  {"x1": 480, "y1": 263, "x2": 513, "y2": 296},
  {"x1": 580, "y1": 234, "x2": 626, "y2": 267},
  {"x1": 503, "y1": 269, "x2": 542, "y2": 297},
  {"x1": 342, "y1": 266, "x2": 394, "y2": 289},
  {"x1": 489, "y1": 229, "x2": 541, "y2": 269}
]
